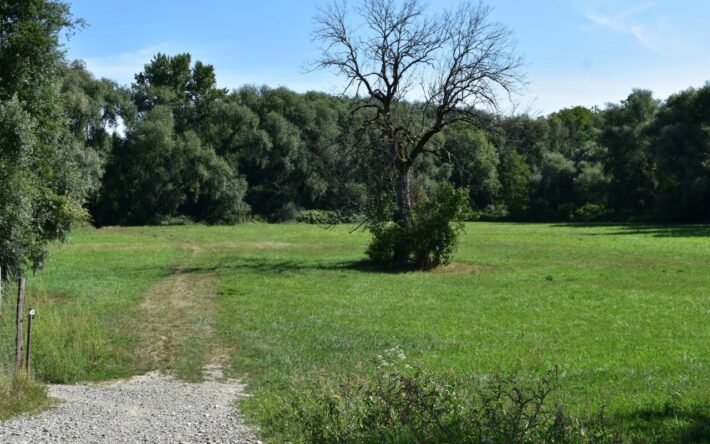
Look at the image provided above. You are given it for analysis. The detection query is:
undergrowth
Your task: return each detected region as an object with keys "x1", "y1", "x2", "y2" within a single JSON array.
[
  {"x1": 258, "y1": 348, "x2": 622, "y2": 443},
  {"x1": 0, "y1": 369, "x2": 50, "y2": 420}
]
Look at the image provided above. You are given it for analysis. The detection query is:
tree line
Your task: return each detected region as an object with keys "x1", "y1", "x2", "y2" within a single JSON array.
[
  {"x1": 67, "y1": 54, "x2": 708, "y2": 227},
  {"x1": 1, "y1": 0, "x2": 708, "y2": 274}
]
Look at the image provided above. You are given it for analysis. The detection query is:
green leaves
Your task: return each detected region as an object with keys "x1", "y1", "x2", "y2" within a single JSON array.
[
  {"x1": 649, "y1": 85, "x2": 710, "y2": 220},
  {"x1": 0, "y1": 1, "x2": 88, "y2": 275}
]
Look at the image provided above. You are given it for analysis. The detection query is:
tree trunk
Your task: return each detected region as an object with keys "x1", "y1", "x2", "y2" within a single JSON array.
[
  {"x1": 392, "y1": 161, "x2": 414, "y2": 265},
  {"x1": 394, "y1": 162, "x2": 414, "y2": 229}
]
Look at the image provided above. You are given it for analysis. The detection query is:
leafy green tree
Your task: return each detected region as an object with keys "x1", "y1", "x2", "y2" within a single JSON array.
[
  {"x1": 573, "y1": 161, "x2": 609, "y2": 207},
  {"x1": 546, "y1": 107, "x2": 598, "y2": 160},
  {"x1": 95, "y1": 105, "x2": 249, "y2": 225},
  {"x1": 599, "y1": 90, "x2": 659, "y2": 212},
  {"x1": 245, "y1": 109, "x2": 304, "y2": 220},
  {"x1": 93, "y1": 54, "x2": 250, "y2": 225},
  {"x1": 443, "y1": 126, "x2": 501, "y2": 210},
  {"x1": 533, "y1": 151, "x2": 577, "y2": 217},
  {"x1": 61, "y1": 61, "x2": 133, "y2": 204},
  {"x1": 176, "y1": 131, "x2": 249, "y2": 224},
  {"x1": 488, "y1": 116, "x2": 548, "y2": 185},
  {"x1": 61, "y1": 61, "x2": 130, "y2": 145},
  {"x1": 95, "y1": 106, "x2": 185, "y2": 225},
  {"x1": 0, "y1": 0, "x2": 89, "y2": 275},
  {"x1": 234, "y1": 86, "x2": 366, "y2": 221},
  {"x1": 649, "y1": 84, "x2": 710, "y2": 220},
  {"x1": 133, "y1": 53, "x2": 225, "y2": 134},
  {"x1": 510, "y1": 106, "x2": 608, "y2": 218},
  {"x1": 498, "y1": 150, "x2": 531, "y2": 218}
]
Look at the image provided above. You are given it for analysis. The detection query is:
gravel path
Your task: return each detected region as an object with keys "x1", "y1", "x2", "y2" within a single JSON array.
[{"x1": 0, "y1": 372, "x2": 260, "y2": 443}]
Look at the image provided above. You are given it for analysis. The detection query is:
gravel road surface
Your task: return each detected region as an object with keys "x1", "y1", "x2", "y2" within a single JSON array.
[{"x1": 0, "y1": 372, "x2": 260, "y2": 443}]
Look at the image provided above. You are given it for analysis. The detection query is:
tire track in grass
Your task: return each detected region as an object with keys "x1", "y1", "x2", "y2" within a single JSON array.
[{"x1": 138, "y1": 243, "x2": 232, "y2": 381}]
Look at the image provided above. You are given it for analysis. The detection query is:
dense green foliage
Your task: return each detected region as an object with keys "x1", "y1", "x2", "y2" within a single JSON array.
[
  {"x1": 17, "y1": 19, "x2": 697, "y2": 228},
  {"x1": 66, "y1": 57, "x2": 710, "y2": 226},
  {"x1": 2, "y1": 223, "x2": 708, "y2": 441},
  {"x1": 82, "y1": 53, "x2": 367, "y2": 225},
  {"x1": 0, "y1": 0, "x2": 93, "y2": 275},
  {"x1": 90, "y1": 54, "x2": 250, "y2": 225},
  {"x1": 367, "y1": 184, "x2": 468, "y2": 268},
  {"x1": 650, "y1": 87, "x2": 710, "y2": 219}
]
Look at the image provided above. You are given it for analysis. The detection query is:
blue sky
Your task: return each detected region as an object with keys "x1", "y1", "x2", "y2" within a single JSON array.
[{"x1": 64, "y1": 0, "x2": 710, "y2": 114}]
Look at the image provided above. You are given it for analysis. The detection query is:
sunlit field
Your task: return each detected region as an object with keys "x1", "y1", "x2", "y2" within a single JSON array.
[{"x1": 1, "y1": 223, "x2": 708, "y2": 441}]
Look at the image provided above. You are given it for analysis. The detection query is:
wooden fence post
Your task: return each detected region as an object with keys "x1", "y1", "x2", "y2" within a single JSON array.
[{"x1": 15, "y1": 276, "x2": 26, "y2": 371}]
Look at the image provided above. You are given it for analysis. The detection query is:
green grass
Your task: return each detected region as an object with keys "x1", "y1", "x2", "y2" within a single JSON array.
[
  {"x1": 1, "y1": 223, "x2": 708, "y2": 441},
  {"x1": 1, "y1": 227, "x2": 184, "y2": 383},
  {"x1": 0, "y1": 371, "x2": 51, "y2": 420}
]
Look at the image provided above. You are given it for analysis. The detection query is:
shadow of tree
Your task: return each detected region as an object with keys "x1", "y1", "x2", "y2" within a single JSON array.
[
  {"x1": 553, "y1": 223, "x2": 710, "y2": 238},
  {"x1": 614, "y1": 402, "x2": 710, "y2": 443},
  {"x1": 180, "y1": 257, "x2": 455, "y2": 276}
]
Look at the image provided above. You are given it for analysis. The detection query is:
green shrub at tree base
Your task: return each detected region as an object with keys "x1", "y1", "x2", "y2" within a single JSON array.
[{"x1": 367, "y1": 185, "x2": 468, "y2": 269}]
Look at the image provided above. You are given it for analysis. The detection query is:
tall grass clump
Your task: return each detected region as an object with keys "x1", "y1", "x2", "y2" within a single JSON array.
[
  {"x1": 0, "y1": 284, "x2": 133, "y2": 420},
  {"x1": 0, "y1": 369, "x2": 50, "y2": 420},
  {"x1": 12, "y1": 289, "x2": 146, "y2": 384},
  {"x1": 260, "y1": 348, "x2": 621, "y2": 443},
  {"x1": 30, "y1": 297, "x2": 126, "y2": 383},
  {"x1": 0, "y1": 281, "x2": 49, "y2": 418}
]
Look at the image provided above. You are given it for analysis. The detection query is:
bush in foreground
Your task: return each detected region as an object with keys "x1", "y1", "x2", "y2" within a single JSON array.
[{"x1": 273, "y1": 348, "x2": 621, "y2": 443}]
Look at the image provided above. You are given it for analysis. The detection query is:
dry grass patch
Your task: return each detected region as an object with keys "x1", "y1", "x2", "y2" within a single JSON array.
[
  {"x1": 211, "y1": 241, "x2": 300, "y2": 250},
  {"x1": 138, "y1": 269, "x2": 229, "y2": 381},
  {"x1": 429, "y1": 261, "x2": 489, "y2": 275}
]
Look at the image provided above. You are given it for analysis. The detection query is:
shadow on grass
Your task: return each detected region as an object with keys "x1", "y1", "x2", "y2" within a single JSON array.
[
  {"x1": 180, "y1": 257, "x2": 460, "y2": 276},
  {"x1": 615, "y1": 402, "x2": 710, "y2": 443},
  {"x1": 554, "y1": 223, "x2": 710, "y2": 238}
]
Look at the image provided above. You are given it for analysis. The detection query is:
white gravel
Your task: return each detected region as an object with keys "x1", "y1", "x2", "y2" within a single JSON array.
[{"x1": 0, "y1": 372, "x2": 260, "y2": 443}]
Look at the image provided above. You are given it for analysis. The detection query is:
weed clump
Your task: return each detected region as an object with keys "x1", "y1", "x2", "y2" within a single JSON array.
[
  {"x1": 275, "y1": 348, "x2": 621, "y2": 443},
  {"x1": 0, "y1": 368, "x2": 50, "y2": 419}
]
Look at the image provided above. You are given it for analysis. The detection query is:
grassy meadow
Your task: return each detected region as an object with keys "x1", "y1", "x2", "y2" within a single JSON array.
[{"x1": 1, "y1": 222, "x2": 708, "y2": 441}]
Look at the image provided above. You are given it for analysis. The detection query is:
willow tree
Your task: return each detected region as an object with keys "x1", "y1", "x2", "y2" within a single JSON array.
[
  {"x1": 0, "y1": 0, "x2": 89, "y2": 277},
  {"x1": 314, "y1": 0, "x2": 523, "y2": 267}
]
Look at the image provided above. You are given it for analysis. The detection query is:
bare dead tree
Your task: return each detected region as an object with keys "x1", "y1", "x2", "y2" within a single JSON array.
[{"x1": 314, "y1": 0, "x2": 523, "y2": 262}]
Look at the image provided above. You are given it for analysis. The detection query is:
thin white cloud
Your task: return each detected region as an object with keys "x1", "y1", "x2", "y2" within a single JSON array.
[
  {"x1": 82, "y1": 44, "x2": 172, "y2": 86},
  {"x1": 80, "y1": 44, "x2": 339, "y2": 94},
  {"x1": 583, "y1": 1, "x2": 666, "y2": 53}
]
